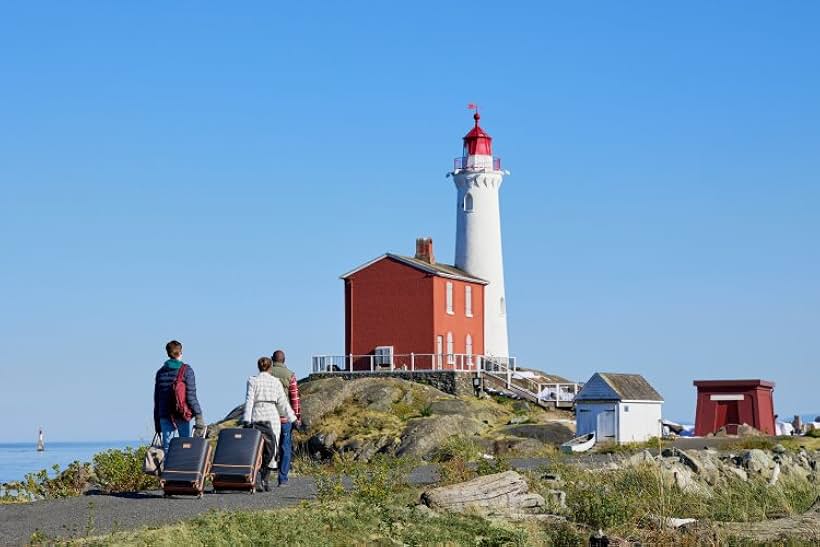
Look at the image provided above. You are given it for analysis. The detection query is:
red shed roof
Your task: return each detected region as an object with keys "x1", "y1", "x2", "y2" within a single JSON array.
[{"x1": 693, "y1": 379, "x2": 775, "y2": 389}]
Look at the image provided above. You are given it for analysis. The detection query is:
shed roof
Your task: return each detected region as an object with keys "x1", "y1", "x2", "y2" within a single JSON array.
[
  {"x1": 340, "y1": 253, "x2": 488, "y2": 284},
  {"x1": 576, "y1": 372, "x2": 663, "y2": 402}
]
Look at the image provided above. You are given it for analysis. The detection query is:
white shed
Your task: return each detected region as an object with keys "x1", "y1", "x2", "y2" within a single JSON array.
[{"x1": 575, "y1": 373, "x2": 663, "y2": 444}]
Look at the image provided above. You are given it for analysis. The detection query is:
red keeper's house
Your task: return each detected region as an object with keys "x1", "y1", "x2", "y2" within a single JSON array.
[
  {"x1": 693, "y1": 379, "x2": 776, "y2": 436},
  {"x1": 341, "y1": 238, "x2": 485, "y2": 371}
]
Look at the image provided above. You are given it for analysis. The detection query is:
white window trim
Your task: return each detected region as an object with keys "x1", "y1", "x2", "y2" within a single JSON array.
[
  {"x1": 465, "y1": 286, "x2": 473, "y2": 317},
  {"x1": 445, "y1": 281, "x2": 454, "y2": 315},
  {"x1": 446, "y1": 332, "x2": 454, "y2": 364},
  {"x1": 374, "y1": 345, "x2": 394, "y2": 366}
]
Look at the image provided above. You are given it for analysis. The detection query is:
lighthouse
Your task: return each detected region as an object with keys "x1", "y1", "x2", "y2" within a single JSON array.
[{"x1": 450, "y1": 111, "x2": 510, "y2": 358}]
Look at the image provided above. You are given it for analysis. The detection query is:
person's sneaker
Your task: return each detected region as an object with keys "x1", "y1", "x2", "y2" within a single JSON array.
[
  {"x1": 277, "y1": 480, "x2": 289, "y2": 488},
  {"x1": 263, "y1": 479, "x2": 271, "y2": 492}
]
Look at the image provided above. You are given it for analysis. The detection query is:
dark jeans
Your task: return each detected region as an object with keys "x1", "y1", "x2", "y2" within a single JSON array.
[
  {"x1": 251, "y1": 422, "x2": 276, "y2": 471},
  {"x1": 278, "y1": 421, "x2": 293, "y2": 484}
]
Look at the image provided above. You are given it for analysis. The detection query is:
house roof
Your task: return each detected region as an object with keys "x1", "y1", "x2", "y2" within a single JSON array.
[
  {"x1": 340, "y1": 253, "x2": 488, "y2": 284},
  {"x1": 576, "y1": 372, "x2": 664, "y2": 402}
]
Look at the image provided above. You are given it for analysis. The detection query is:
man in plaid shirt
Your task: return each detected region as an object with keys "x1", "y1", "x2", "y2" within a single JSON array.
[{"x1": 270, "y1": 349, "x2": 301, "y2": 486}]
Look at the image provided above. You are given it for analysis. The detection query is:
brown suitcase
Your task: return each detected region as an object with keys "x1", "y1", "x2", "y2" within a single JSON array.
[
  {"x1": 160, "y1": 436, "x2": 212, "y2": 498},
  {"x1": 211, "y1": 428, "x2": 264, "y2": 493}
]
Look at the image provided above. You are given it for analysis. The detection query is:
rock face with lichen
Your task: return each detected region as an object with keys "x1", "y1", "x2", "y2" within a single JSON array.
[{"x1": 209, "y1": 376, "x2": 575, "y2": 461}]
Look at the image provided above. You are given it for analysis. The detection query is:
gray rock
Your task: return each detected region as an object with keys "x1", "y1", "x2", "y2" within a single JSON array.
[
  {"x1": 498, "y1": 423, "x2": 574, "y2": 445},
  {"x1": 428, "y1": 399, "x2": 471, "y2": 416},
  {"x1": 507, "y1": 415, "x2": 530, "y2": 425},
  {"x1": 397, "y1": 415, "x2": 485, "y2": 459},
  {"x1": 511, "y1": 401, "x2": 531, "y2": 414},
  {"x1": 546, "y1": 489, "x2": 567, "y2": 509},
  {"x1": 625, "y1": 450, "x2": 655, "y2": 466},
  {"x1": 726, "y1": 466, "x2": 748, "y2": 482},
  {"x1": 743, "y1": 449, "x2": 775, "y2": 478},
  {"x1": 772, "y1": 443, "x2": 787, "y2": 455}
]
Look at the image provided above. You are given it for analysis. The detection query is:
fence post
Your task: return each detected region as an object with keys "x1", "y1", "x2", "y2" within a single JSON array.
[
  {"x1": 410, "y1": 353, "x2": 415, "y2": 372},
  {"x1": 348, "y1": 354, "x2": 352, "y2": 372},
  {"x1": 507, "y1": 366, "x2": 511, "y2": 389},
  {"x1": 370, "y1": 355, "x2": 374, "y2": 372}
]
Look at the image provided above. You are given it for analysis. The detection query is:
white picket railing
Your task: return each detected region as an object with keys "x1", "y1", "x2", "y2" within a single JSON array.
[
  {"x1": 311, "y1": 353, "x2": 516, "y2": 375},
  {"x1": 310, "y1": 353, "x2": 582, "y2": 406}
]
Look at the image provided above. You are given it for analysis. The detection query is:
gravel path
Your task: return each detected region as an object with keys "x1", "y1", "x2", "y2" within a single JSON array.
[
  {"x1": 0, "y1": 479, "x2": 318, "y2": 546},
  {"x1": 0, "y1": 459, "x2": 555, "y2": 545}
]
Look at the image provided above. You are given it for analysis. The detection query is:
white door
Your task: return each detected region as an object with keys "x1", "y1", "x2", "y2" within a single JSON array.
[
  {"x1": 596, "y1": 407, "x2": 616, "y2": 442},
  {"x1": 436, "y1": 336, "x2": 443, "y2": 369}
]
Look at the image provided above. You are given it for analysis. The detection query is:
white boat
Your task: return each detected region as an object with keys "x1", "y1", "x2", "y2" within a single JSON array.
[
  {"x1": 560, "y1": 432, "x2": 595, "y2": 453},
  {"x1": 36, "y1": 429, "x2": 45, "y2": 452}
]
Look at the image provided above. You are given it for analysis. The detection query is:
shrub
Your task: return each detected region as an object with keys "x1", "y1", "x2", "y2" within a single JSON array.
[
  {"x1": 805, "y1": 428, "x2": 820, "y2": 439},
  {"x1": 93, "y1": 446, "x2": 159, "y2": 493},
  {"x1": 1, "y1": 462, "x2": 93, "y2": 501}
]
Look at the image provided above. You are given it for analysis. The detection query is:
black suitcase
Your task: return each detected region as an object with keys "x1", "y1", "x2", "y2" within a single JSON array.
[
  {"x1": 211, "y1": 428, "x2": 264, "y2": 493},
  {"x1": 160, "y1": 436, "x2": 212, "y2": 498}
]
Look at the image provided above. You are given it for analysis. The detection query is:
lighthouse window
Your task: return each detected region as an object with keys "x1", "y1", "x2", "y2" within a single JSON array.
[
  {"x1": 446, "y1": 282, "x2": 454, "y2": 314},
  {"x1": 465, "y1": 286, "x2": 473, "y2": 317},
  {"x1": 466, "y1": 334, "x2": 473, "y2": 365},
  {"x1": 464, "y1": 193, "x2": 474, "y2": 212}
]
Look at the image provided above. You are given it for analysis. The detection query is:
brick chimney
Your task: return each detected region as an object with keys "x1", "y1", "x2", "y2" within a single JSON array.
[{"x1": 415, "y1": 237, "x2": 435, "y2": 264}]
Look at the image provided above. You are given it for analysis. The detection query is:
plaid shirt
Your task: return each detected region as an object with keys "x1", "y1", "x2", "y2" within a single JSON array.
[
  {"x1": 286, "y1": 374, "x2": 301, "y2": 423},
  {"x1": 242, "y1": 371, "x2": 296, "y2": 426}
]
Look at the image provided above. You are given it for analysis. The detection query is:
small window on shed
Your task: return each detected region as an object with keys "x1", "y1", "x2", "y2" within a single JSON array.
[
  {"x1": 624, "y1": 405, "x2": 630, "y2": 412},
  {"x1": 464, "y1": 193, "x2": 474, "y2": 212}
]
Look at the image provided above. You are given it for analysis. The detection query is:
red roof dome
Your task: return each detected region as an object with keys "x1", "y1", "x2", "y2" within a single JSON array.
[{"x1": 463, "y1": 112, "x2": 493, "y2": 156}]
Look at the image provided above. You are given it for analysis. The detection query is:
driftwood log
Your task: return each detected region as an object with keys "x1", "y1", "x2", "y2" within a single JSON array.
[{"x1": 420, "y1": 471, "x2": 545, "y2": 516}]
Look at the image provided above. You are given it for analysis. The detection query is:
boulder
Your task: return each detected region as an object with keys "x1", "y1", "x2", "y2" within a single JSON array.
[
  {"x1": 397, "y1": 415, "x2": 486, "y2": 459},
  {"x1": 420, "y1": 471, "x2": 545, "y2": 516},
  {"x1": 498, "y1": 423, "x2": 574, "y2": 445},
  {"x1": 428, "y1": 399, "x2": 471, "y2": 415},
  {"x1": 743, "y1": 449, "x2": 775, "y2": 479},
  {"x1": 625, "y1": 450, "x2": 655, "y2": 466}
]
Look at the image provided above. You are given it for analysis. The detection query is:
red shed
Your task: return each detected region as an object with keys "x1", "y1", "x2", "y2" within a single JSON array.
[
  {"x1": 693, "y1": 379, "x2": 776, "y2": 436},
  {"x1": 341, "y1": 238, "x2": 485, "y2": 371}
]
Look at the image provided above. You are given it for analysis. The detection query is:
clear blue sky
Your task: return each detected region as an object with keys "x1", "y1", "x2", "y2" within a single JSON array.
[{"x1": 1, "y1": 3, "x2": 818, "y2": 442}]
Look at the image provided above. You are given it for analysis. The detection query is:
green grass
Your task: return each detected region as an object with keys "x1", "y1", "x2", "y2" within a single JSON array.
[{"x1": 531, "y1": 461, "x2": 819, "y2": 537}]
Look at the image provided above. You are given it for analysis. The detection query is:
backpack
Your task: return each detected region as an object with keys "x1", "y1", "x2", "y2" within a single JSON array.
[{"x1": 172, "y1": 364, "x2": 194, "y2": 423}]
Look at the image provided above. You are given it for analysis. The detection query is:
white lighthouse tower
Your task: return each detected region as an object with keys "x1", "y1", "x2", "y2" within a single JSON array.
[{"x1": 450, "y1": 111, "x2": 510, "y2": 358}]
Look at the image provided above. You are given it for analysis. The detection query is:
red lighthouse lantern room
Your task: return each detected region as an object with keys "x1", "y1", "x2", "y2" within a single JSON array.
[{"x1": 457, "y1": 112, "x2": 499, "y2": 171}]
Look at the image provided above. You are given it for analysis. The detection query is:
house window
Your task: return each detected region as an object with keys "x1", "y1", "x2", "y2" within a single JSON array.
[
  {"x1": 446, "y1": 282, "x2": 454, "y2": 314},
  {"x1": 465, "y1": 286, "x2": 473, "y2": 317},
  {"x1": 623, "y1": 405, "x2": 630, "y2": 412},
  {"x1": 436, "y1": 336, "x2": 443, "y2": 368},
  {"x1": 464, "y1": 193, "x2": 474, "y2": 212},
  {"x1": 374, "y1": 346, "x2": 393, "y2": 367},
  {"x1": 446, "y1": 332, "x2": 454, "y2": 364},
  {"x1": 465, "y1": 334, "x2": 473, "y2": 365}
]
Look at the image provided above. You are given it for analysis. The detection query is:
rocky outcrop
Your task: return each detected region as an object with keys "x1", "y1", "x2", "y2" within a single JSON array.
[
  {"x1": 212, "y1": 376, "x2": 576, "y2": 462},
  {"x1": 397, "y1": 415, "x2": 485, "y2": 459}
]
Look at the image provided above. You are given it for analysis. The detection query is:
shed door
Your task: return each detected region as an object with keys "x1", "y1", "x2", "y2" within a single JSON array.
[{"x1": 596, "y1": 408, "x2": 616, "y2": 441}]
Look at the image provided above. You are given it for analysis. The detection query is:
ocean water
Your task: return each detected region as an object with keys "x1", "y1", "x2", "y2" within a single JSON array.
[{"x1": 0, "y1": 441, "x2": 142, "y2": 483}]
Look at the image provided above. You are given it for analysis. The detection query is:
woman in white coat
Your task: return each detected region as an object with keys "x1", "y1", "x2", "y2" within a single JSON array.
[{"x1": 242, "y1": 356, "x2": 296, "y2": 491}]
